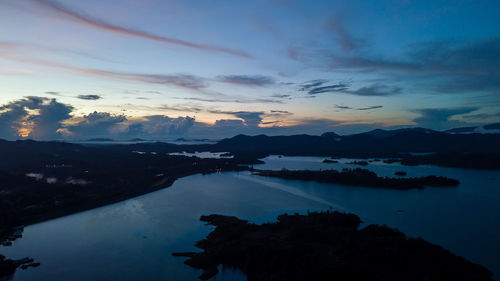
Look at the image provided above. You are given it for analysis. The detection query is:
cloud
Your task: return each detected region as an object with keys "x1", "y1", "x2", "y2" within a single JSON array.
[
  {"x1": 299, "y1": 80, "x2": 328, "y2": 92},
  {"x1": 0, "y1": 96, "x2": 73, "y2": 140},
  {"x1": 304, "y1": 37, "x2": 500, "y2": 95},
  {"x1": 136, "y1": 115, "x2": 196, "y2": 136},
  {"x1": 412, "y1": 107, "x2": 479, "y2": 129},
  {"x1": 63, "y1": 111, "x2": 126, "y2": 138},
  {"x1": 218, "y1": 75, "x2": 275, "y2": 86},
  {"x1": 30, "y1": 0, "x2": 251, "y2": 58},
  {"x1": 461, "y1": 112, "x2": 500, "y2": 120},
  {"x1": 270, "y1": 94, "x2": 291, "y2": 99},
  {"x1": 334, "y1": 105, "x2": 353, "y2": 110},
  {"x1": 357, "y1": 105, "x2": 383, "y2": 110},
  {"x1": 180, "y1": 97, "x2": 283, "y2": 104},
  {"x1": 158, "y1": 105, "x2": 202, "y2": 112},
  {"x1": 306, "y1": 82, "x2": 350, "y2": 95},
  {"x1": 346, "y1": 84, "x2": 402, "y2": 96},
  {"x1": 301, "y1": 80, "x2": 401, "y2": 97},
  {"x1": 209, "y1": 110, "x2": 264, "y2": 127},
  {"x1": 29, "y1": 98, "x2": 73, "y2": 139},
  {"x1": 334, "y1": 104, "x2": 384, "y2": 111},
  {"x1": 77, "y1": 94, "x2": 102, "y2": 100},
  {"x1": 270, "y1": 110, "x2": 290, "y2": 114},
  {"x1": 0, "y1": 48, "x2": 210, "y2": 91},
  {"x1": 0, "y1": 43, "x2": 211, "y2": 91}
]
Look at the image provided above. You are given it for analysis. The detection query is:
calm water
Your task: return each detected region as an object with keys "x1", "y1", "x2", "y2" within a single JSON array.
[{"x1": 2, "y1": 156, "x2": 499, "y2": 280}]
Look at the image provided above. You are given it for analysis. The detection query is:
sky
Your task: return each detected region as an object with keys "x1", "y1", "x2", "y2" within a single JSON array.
[{"x1": 0, "y1": 0, "x2": 499, "y2": 140}]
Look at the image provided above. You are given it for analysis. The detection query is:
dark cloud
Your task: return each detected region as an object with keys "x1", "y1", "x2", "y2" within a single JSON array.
[
  {"x1": 334, "y1": 104, "x2": 384, "y2": 111},
  {"x1": 334, "y1": 105, "x2": 353, "y2": 110},
  {"x1": 300, "y1": 37, "x2": 500, "y2": 95},
  {"x1": 357, "y1": 105, "x2": 383, "y2": 110},
  {"x1": 300, "y1": 80, "x2": 394, "y2": 96},
  {"x1": 299, "y1": 80, "x2": 328, "y2": 92},
  {"x1": 218, "y1": 75, "x2": 275, "y2": 86},
  {"x1": 412, "y1": 107, "x2": 479, "y2": 129},
  {"x1": 77, "y1": 94, "x2": 102, "y2": 100},
  {"x1": 303, "y1": 80, "x2": 401, "y2": 97},
  {"x1": 307, "y1": 82, "x2": 350, "y2": 95},
  {"x1": 30, "y1": 0, "x2": 251, "y2": 58},
  {"x1": 270, "y1": 110, "x2": 290, "y2": 114},
  {"x1": 0, "y1": 96, "x2": 73, "y2": 140}
]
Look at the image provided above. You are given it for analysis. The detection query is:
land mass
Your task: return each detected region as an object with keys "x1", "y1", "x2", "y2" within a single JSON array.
[
  {"x1": 0, "y1": 140, "x2": 248, "y2": 229},
  {"x1": 253, "y1": 168, "x2": 459, "y2": 189},
  {"x1": 120, "y1": 128, "x2": 500, "y2": 169},
  {"x1": 173, "y1": 211, "x2": 493, "y2": 281}
]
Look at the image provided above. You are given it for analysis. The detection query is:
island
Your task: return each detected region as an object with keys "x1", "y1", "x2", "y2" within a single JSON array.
[
  {"x1": 395, "y1": 171, "x2": 407, "y2": 176},
  {"x1": 322, "y1": 159, "x2": 339, "y2": 163},
  {"x1": 253, "y1": 168, "x2": 459, "y2": 189},
  {"x1": 173, "y1": 211, "x2": 493, "y2": 281},
  {"x1": 1, "y1": 227, "x2": 39, "y2": 278}
]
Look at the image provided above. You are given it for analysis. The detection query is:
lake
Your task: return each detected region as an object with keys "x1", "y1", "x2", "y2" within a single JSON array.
[{"x1": 2, "y1": 156, "x2": 499, "y2": 280}]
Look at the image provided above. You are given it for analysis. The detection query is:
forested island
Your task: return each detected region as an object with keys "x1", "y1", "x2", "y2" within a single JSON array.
[
  {"x1": 173, "y1": 211, "x2": 493, "y2": 281},
  {"x1": 253, "y1": 168, "x2": 459, "y2": 189},
  {"x1": 0, "y1": 227, "x2": 39, "y2": 278}
]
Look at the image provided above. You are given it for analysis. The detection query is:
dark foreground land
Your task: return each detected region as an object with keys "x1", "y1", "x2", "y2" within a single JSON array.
[
  {"x1": 0, "y1": 140, "x2": 247, "y2": 228},
  {"x1": 254, "y1": 168, "x2": 459, "y2": 189},
  {"x1": 173, "y1": 211, "x2": 493, "y2": 281}
]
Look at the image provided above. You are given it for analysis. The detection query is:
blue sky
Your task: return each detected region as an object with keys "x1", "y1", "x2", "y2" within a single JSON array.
[{"x1": 0, "y1": 0, "x2": 499, "y2": 140}]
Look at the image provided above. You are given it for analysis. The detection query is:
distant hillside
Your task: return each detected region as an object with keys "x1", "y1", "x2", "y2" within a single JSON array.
[
  {"x1": 209, "y1": 128, "x2": 500, "y2": 156},
  {"x1": 86, "y1": 138, "x2": 114, "y2": 142}
]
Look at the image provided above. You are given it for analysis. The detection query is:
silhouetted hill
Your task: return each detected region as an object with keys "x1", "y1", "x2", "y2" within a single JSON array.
[
  {"x1": 320, "y1": 132, "x2": 340, "y2": 138},
  {"x1": 359, "y1": 127, "x2": 437, "y2": 138},
  {"x1": 86, "y1": 138, "x2": 114, "y2": 142},
  {"x1": 211, "y1": 130, "x2": 500, "y2": 156}
]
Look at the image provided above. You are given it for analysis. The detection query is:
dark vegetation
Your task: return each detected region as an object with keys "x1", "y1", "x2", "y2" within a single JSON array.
[
  {"x1": 173, "y1": 211, "x2": 493, "y2": 281},
  {"x1": 322, "y1": 159, "x2": 338, "y2": 163},
  {"x1": 395, "y1": 171, "x2": 407, "y2": 176},
  {"x1": 0, "y1": 255, "x2": 39, "y2": 279},
  {"x1": 1, "y1": 227, "x2": 39, "y2": 278},
  {"x1": 254, "y1": 168, "x2": 459, "y2": 189}
]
